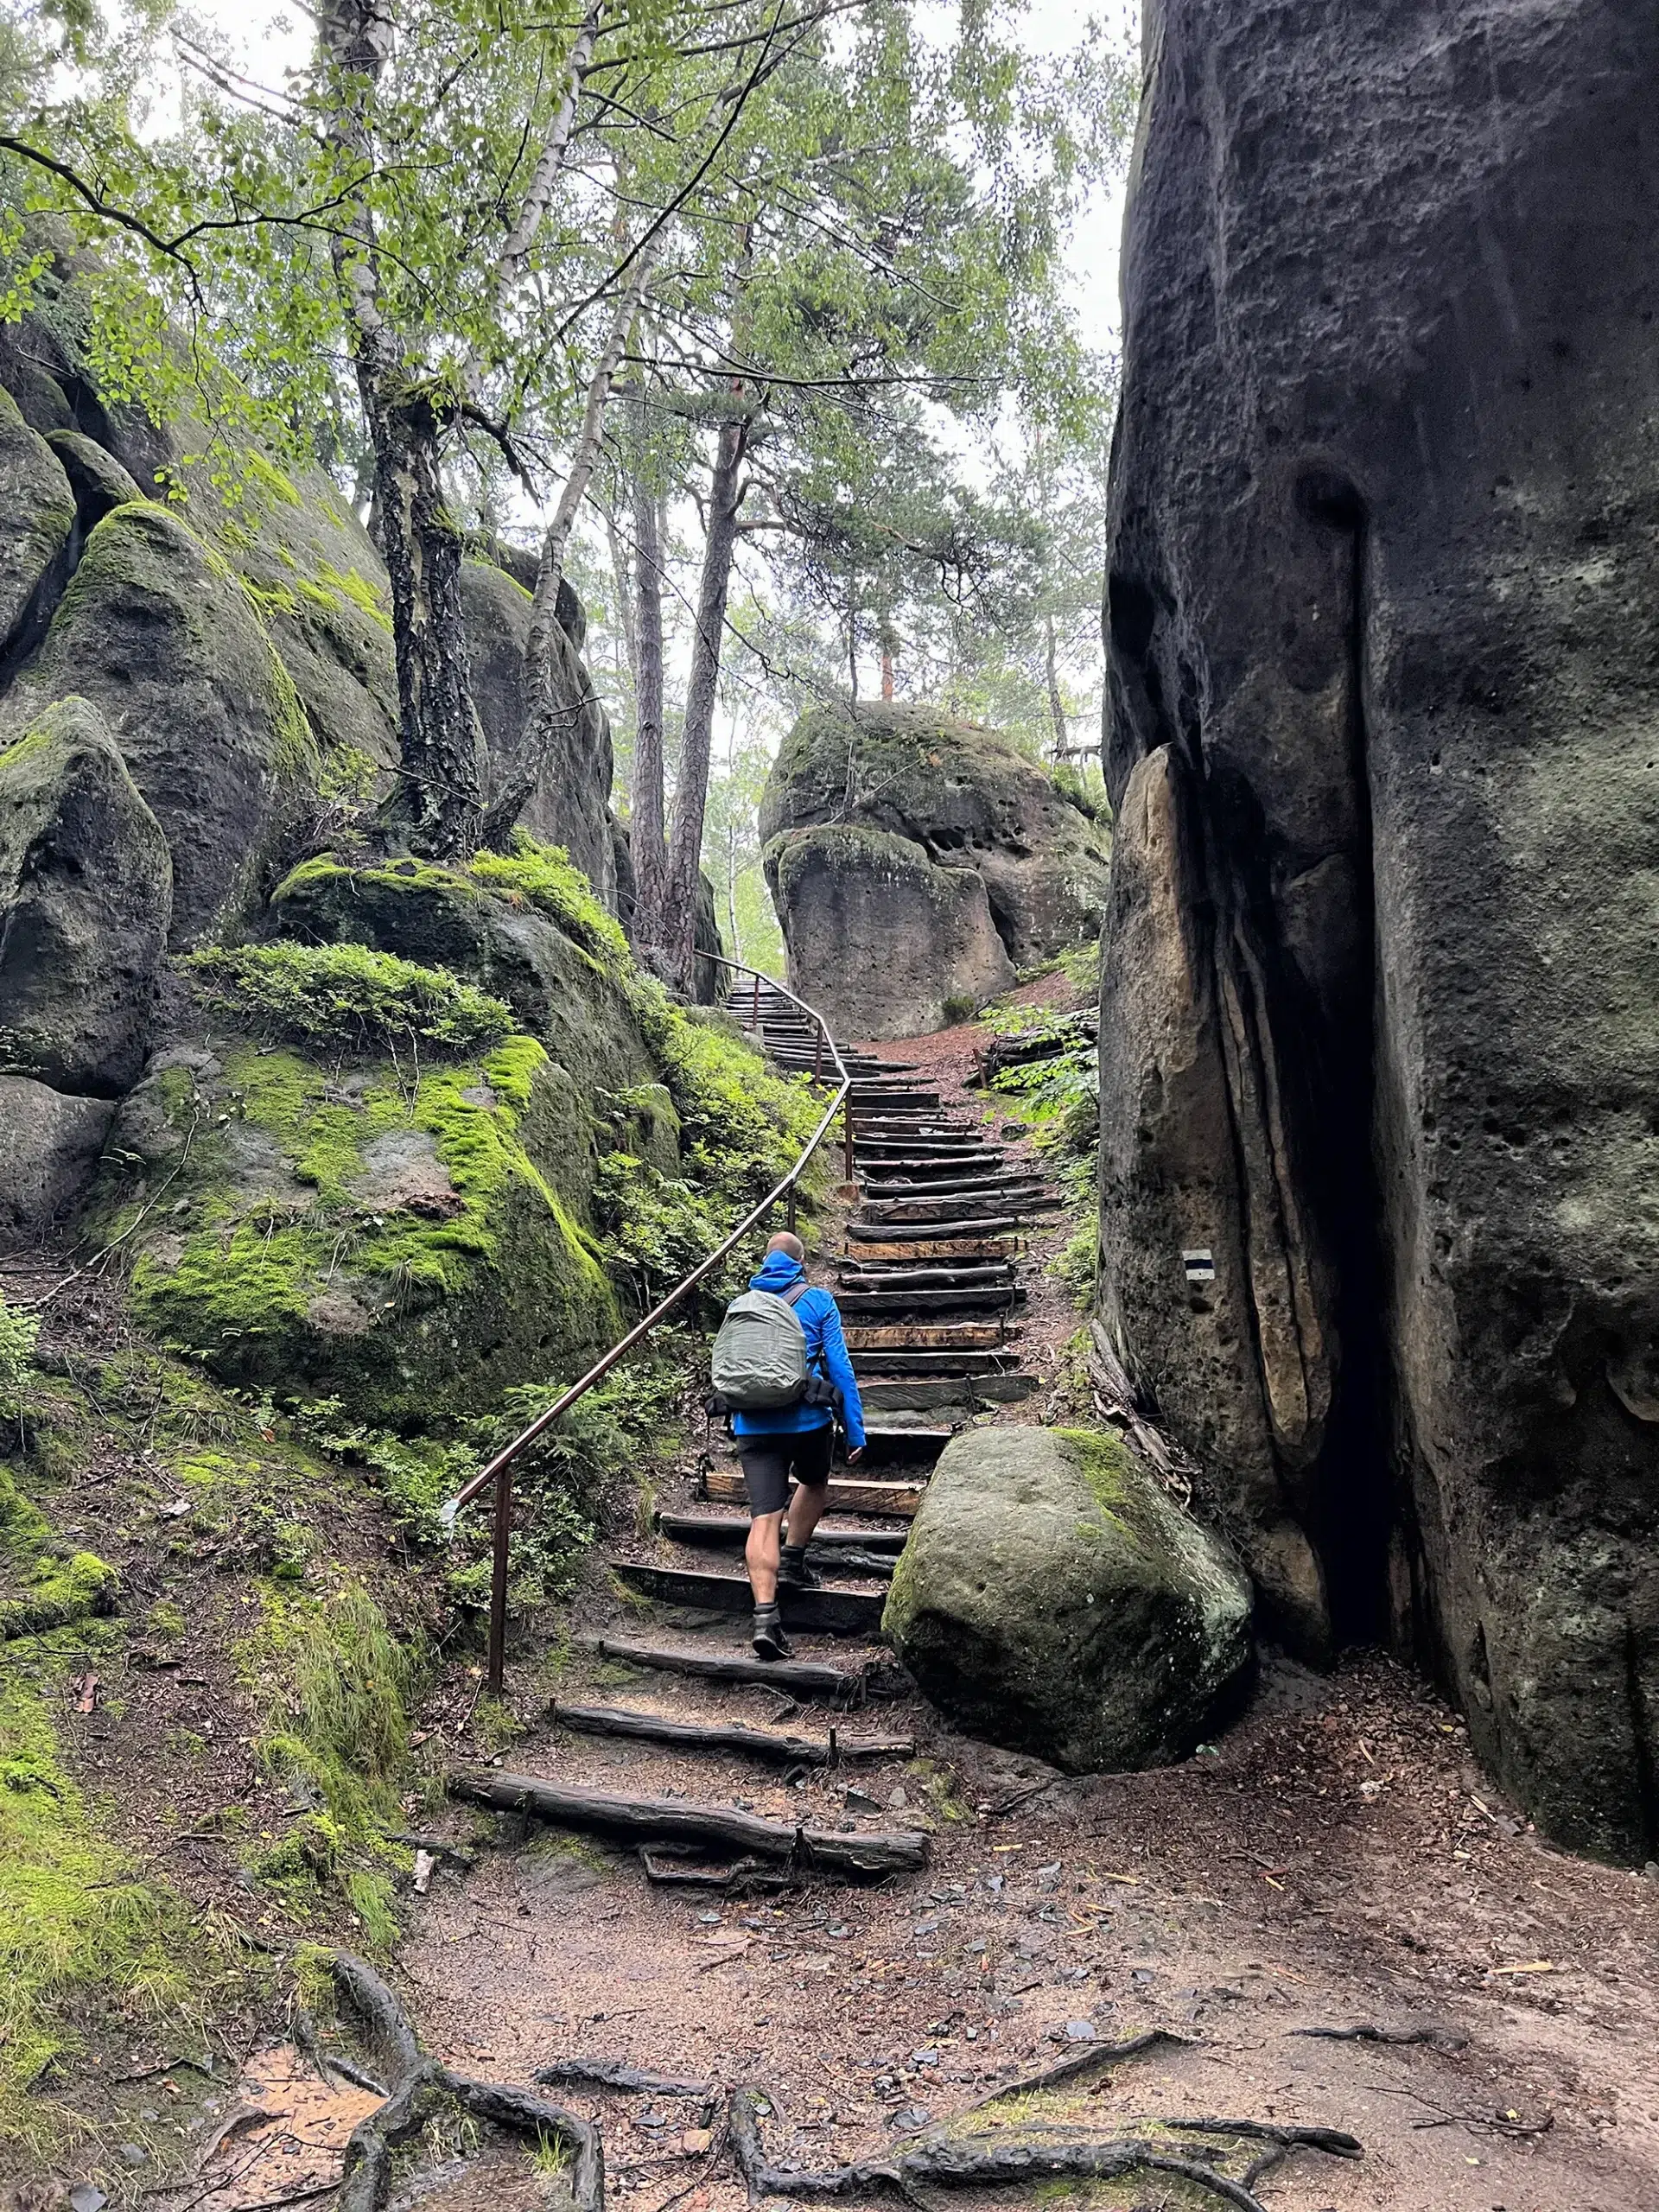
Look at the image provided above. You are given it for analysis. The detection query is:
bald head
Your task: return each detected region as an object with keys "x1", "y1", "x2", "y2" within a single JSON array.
[{"x1": 766, "y1": 1230, "x2": 805, "y2": 1262}]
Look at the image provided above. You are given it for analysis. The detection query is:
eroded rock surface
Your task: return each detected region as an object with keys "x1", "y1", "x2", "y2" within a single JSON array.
[
  {"x1": 883, "y1": 1425, "x2": 1252, "y2": 1772},
  {"x1": 0, "y1": 696, "x2": 171, "y2": 1093},
  {"x1": 760, "y1": 702, "x2": 1109, "y2": 1033},
  {"x1": 1098, "y1": 0, "x2": 1659, "y2": 1858},
  {"x1": 0, "y1": 1074, "x2": 116, "y2": 1243}
]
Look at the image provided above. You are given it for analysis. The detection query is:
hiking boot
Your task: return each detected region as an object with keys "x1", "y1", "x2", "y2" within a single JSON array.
[
  {"x1": 777, "y1": 1543, "x2": 822, "y2": 1590},
  {"x1": 752, "y1": 1605, "x2": 793, "y2": 1661}
]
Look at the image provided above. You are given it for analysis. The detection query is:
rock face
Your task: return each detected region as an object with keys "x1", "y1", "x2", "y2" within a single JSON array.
[
  {"x1": 0, "y1": 386, "x2": 74, "y2": 654},
  {"x1": 883, "y1": 1426, "x2": 1252, "y2": 1772},
  {"x1": 1098, "y1": 0, "x2": 1659, "y2": 1858},
  {"x1": 765, "y1": 825, "x2": 1013, "y2": 1040},
  {"x1": 0, "y1": 1075, "x2": 116, "y2": 1242},
  {"x1": 760, "y1": 702, "x2": 1109, "y2": 1033},
  {"x1": 0, "y1": 696, "x2": 171, "y2": 1093}
]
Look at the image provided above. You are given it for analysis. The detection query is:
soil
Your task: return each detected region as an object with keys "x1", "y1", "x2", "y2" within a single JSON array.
[{"x1": 11, "y1": 987, "x2": 1659, "y2": 2212}]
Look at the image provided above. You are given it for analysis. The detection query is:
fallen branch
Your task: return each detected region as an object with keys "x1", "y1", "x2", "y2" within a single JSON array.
[
  {"x1": 639, "y1": 1847, "x2": 791, "y2": 1893},
  {"x1": 449, "y1": 1768, "x2": 929, "y2": 1877},
  {"x1": 960, "y1": 2029, "x2": 1192, "y2": 2113},
  {"x1": 535, "y1": 2056, "x2": 713, "y2": 2096},
  {"x1": 1290, "y1": 2021, "x2": 1469, "y2": 2050},
  {"x1": 326, "y1": 1950, "x2": 422, "y2": 2083},
  {"x1": 553, "y1": 1701, "x2": 912, "y2": 1765}
]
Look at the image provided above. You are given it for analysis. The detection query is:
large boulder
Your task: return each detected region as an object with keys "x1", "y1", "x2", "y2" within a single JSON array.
[
  {"x1": 1098, "y1": 0, "x2": 1659, "y2": 1858},
  {"x1": 764, "y1": 825, "x2": 1012, "y2": 1040},
  {"x1": 0, "y1": 696, "x2": 172, "y2": 1093},
  {"x1": 3, "y1": 505, "x2": 317, "y2": 943},
  {"x1": 760, "y1": 702, "x2": 1109, "y2": 1032},
  {"x1": 0, "y1": 1075, "x2": 116, "y2": 1244},
  {"x1": 884, "y1": 1426, "x2": 1252, "y2": 1771}
]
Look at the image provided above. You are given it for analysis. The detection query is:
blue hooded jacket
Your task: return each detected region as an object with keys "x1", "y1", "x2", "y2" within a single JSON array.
[{"x1": 730, "y1": 1250, "x2": 867, "y2": 1452}]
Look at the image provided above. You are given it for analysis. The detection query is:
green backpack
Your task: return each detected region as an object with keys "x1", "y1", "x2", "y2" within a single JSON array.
[{"x1": 709, "y1": 1282, "x2": 810, "y2": 1410}]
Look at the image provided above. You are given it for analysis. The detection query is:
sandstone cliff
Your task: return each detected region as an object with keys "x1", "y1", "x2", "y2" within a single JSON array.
[{"x1": 1097, "y1": 0, "x2": 1659, "y2": 1860}]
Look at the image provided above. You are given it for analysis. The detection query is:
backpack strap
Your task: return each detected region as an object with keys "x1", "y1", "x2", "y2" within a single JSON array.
[{"x1": 783, "y1": 1282, "x2": 810, "y2": 1306}]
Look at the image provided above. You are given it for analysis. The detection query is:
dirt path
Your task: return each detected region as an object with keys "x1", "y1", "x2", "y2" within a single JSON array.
[{"x1": 394, "y1": 996, "x2": 1659, "y2": 2212}]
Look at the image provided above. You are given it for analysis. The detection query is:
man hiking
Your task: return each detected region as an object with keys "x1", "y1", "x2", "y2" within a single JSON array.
[{"x1": 715, "y1": 1230, "x2": 866, "y2": 1659}]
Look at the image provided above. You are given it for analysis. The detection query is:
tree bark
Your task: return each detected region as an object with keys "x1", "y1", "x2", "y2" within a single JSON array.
[
  {"x1": 317, "y1": 0, "x2": 482, "y2": 860},
  {"x1": 630, "y1": 454, "x2": 670, "y2": 950},
  {"x1": 1044, "y1": 608, "x2": 1067, "y2": 757},
  {"x1": 663, "y1": 404, "x2": 748, "y2": 992}
]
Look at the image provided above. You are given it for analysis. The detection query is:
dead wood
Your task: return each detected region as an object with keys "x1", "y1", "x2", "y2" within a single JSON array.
[
  {"x1": 1169, "y1": 2117, "x2": 1363, "y2": 2158},
  {"x1": 728, "y1": 2087, "x2": 1334, "y2": 2212},
  {"x1": 1290, "y1": 2021, "x2": 1469, "y2": 2050},
  {"x1": 535, "y1": 2057, "x2": 711, "y2": 2096},
  {"x1": 449, "y1": 1767, "x2": 930, "y2": 1876},
  {"x1": 340, "y1": 2058, "x2": 604, "y2": 2212},
  {"x1": 639, "y1": 1847, "x2": 791, "y2": 1893},
  {"x1": 326, "y1": 1949, "x2": 423, "y2": 2082},
  {"x1": 960, "y1": 2028, "x2": 1192, "y2": 2112},
  {"x1": 552, "y1": 1701, "x2": 913, "y2": 1765},
  {"x1": 585, "y1": 1635, "x2": 870, "y2": 1703}
]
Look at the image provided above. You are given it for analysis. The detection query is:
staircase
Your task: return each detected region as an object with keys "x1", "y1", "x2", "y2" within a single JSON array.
[{"x1": 474, "y1": 975, "x2": 1053, "y2": 1889}]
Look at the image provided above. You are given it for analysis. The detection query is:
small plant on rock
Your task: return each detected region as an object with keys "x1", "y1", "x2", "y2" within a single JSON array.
[{"x1": 185, "y1": 941, "x2": 512, "y2": 1057}]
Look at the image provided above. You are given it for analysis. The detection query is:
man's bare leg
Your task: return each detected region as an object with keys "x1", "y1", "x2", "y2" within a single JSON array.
[
  {"x1": 746, "y1": 1508, "x2": 785, "y2": 1606},
  {"x1": 784, "y1": 1478, "x2": 830, "y2": 1551}
]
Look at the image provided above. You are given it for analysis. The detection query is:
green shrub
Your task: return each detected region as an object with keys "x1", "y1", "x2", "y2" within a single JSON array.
[
  {"x1": 185, "y1": 941, "x2": 512, "y2": 1056},
  {"x1": 592, "y1": 1152, "x2": 727, "y2": 1308}
]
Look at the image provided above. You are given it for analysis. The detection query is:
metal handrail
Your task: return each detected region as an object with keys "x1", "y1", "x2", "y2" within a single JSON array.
[{"x1": 438, "y1": 953, "x2": 855, "y2": 1694}]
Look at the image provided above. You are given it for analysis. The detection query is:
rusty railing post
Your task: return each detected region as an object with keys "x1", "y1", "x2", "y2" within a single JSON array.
[
  {"x1": 487, "y1": 1458, "x2": 512, "y2": 1695},
  {"x1": 753, "y1": 970, "x2": 761, "y2": 1027}
]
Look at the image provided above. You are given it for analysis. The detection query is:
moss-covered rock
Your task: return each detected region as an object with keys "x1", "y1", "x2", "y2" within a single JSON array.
[
  {"x1": 0, "y1": 1074, "x2": 117, "y2": 1244},
  {"x1": 91, "y1": 1033, "x2": 623, "y2": 1427},
  {"x1": 883, "y1": 1425, "x2": 1253, "y2": 1770},
  {"x1": 0, "y1": 384, "x2": 75, "y2": 654},
  {"x1": 764, "y1": 823, "x2": 1014, "y2": 1039},
  {"x1": 0, "y1": 696, "x2": 172, "y2": 1092},
  {"x1": 3, "y1": 505, "x2": 317, "y2": 943},
  {"x1": 760, "y1": 702, "x2": 1111, "y2": 1023}
]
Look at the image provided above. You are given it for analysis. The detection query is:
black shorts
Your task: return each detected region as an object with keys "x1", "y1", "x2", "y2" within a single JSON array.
[{"x1": 735, "y1": 1424, "x2": 834, "y2": 1517}]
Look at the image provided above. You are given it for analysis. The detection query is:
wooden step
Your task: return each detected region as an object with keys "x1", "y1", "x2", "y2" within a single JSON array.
[
  {"x1": 859, "y1": 1156, "x2": 1009, "y2": 1180},
  {"x1": 836, "y1": 1287, "x2": 1022, "y2": 1315},
  {"x1": 451, "y1": 1770, "x2": 927, "y2": 1876},
  {"x1": 838, "y1": 1237, "x2": 1020, "y2": 1263},
  {"x1": 837, "y1": 1263, "x2": 1014, "y2": 1291},
  {"x1": 861, "y1": 1423, "x2": 953, "y2": 1464},
  {"x1": 859, "y1": 1375, "x2": 1036, "y2": 1409},
  {"x1": 655, "y1": 1512, "x2": 906, "y2": 1555},
  {"x1": 861, "y1": 1178, "x2": 1049, "y2": 1206},
  {"x1": 703, "y1": 1466, "x2": 924, "y2": 1516},
  {"x1": 842, "y1": 1321, "x2": 1007, "y2": 1347},
  {"x1": 551, "y1": 1703, "x2": 913, "y2": 1765},
  {"x1": 845, "y1": 1215, "x2": 1033, "y2": 1244},
  {"x1": 582, "y1": 1635, "x2": 884, "y2": 1700},
  {"x1": 850, "y1": 1345, "x2": 1016, "y2": 1373},
  {"x1": 609, "y1": 1560, "x2": 884, "y2": 1631},
  {"x1": 860, "y1": 1195, "x2": 1058, "y2": 1227}
]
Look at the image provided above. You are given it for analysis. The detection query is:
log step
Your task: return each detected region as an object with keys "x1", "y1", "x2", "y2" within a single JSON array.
[
  {"x1": 859, "y1": 1197, "x2": 1058, "y2": 1227},
  {"x1": 836, "y1": 1287, "x2": 1022, "y2": 1314},
  {"x1": 839, "y1": 1238, "x2": 1020, "y2": 1263},
  {"x1": 703, "y1": 1467, "x2": 924, "y2": 1516},
  {"x1": 655, "y1": 1511, "x2": 907, "y2": 1554},
  {"x1": 850, "y1": 1346, "x2": 1018, "y2": 1374},
  {"x1": 450, "y1": 1770, "x2": 928, "y2": 1877},
  {"x1": 845, "y1": 1215, "x2": 1033, "y2": 1243},
  {"x1": 837, "y1": 1264, "x2": 1014, "y2": 1291},
  {"x1": 842, "y1": 1321, "x2": 1007, "y2": 1348},
  {"x1": 550, "y1": 1703, "x2": 912, "y2": 1765},
  {"x1": 861, "y1": 1423, "x2": 954, "y2": 1463},
  {"x1": 859, "y1": 1374, "x2": 1037, "y2": 1408},
  {"x1": 608, "y1": 1560, "x2": 884, "y2": 1631},
  {"x1": 582, "y1": 1635, "x2": 886, "y2": 1699}
]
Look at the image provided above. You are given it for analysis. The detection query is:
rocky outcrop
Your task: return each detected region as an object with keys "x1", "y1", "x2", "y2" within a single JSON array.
[
  {"x1": 0, "y1": 386, "x2": 74, "y2": 656},
  {"x1": 883, "y1": 1426, "x2": 1252, "y2": 1771},
  {"x1": 760, "y1": 702, "x2": 1109, "y2": 1033},
  {"x1": 765, "y1": 825, "x2": 1012, "y2": 1039},
  {"x1": 0, "y1": 1075, "x2": 116, "y2": 1242},
  {"x1": 1098, "y1": 0, "x2": 1659, "y2": 1859},
  {"x1": 0, "y1": 696, "x2": 171, "y2": 1093}
]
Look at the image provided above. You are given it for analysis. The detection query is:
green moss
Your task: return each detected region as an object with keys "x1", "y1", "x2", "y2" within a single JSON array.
[
  {"x1": 1056, "y1": 1427, "x2": 1168, "y2": 1557},
  {"x1": 470, "y1": 835, "x2": 631, "y2": 976},
  {"x1": 185, "y1": 940, "x2": 512, "y2": 1056},
  {"x1": 0, "y1": 1549, "x2": 119, "y2": 1642},
  {"x1": 245, "y1": 449, "x2": 303, "y2": 509},
  {"x1": 319, "y1": 562, "x2": 391, "y2": 628},
  {"x1": 0, "y1": 1668, "x2": 202, "y2": 2150},
  {"x1": 244, "y1": 1583, "x2": 414, "y2": 1949}
]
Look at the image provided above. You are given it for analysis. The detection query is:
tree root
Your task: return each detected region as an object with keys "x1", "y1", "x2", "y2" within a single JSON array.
[
  {"x1": 728, "y1": 2087, "x2": 1362, "y2": 2212},
  {"x1": 1290, "y1": 2020, "x2": 1469, "y2": 2050},
  {"x1": 959, "y1": 2029, "x2": 1192, "y2": 2113},
  {"x1": 535, "y1": 2057, "x2": 714, "y2": 2097}
]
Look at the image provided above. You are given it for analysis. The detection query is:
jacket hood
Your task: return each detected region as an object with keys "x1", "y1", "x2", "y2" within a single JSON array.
[{"x1": 750, "y1": 1251, "x2": 807, "y2": 1294}]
